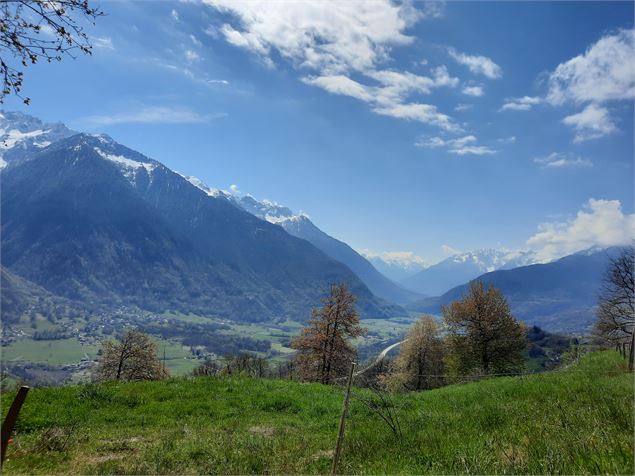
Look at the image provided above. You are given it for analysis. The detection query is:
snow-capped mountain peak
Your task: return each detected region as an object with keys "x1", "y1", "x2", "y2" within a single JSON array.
[{"x1": 0, "y1": 111, "x2": 75, "y2": 167}]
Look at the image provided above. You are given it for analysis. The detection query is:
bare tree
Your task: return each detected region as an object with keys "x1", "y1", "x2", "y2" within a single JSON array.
[
  {"x1": 291, "y1": 283, "x2": 366, "y2": 384},
  {"x1": 383, "y1": 315, "x2": 445, "y2": 391},
  {"x1": 1, "y1": 0, "x2": 102, "y2": 104},
  {"x1": 94, "y1": 329, "x2": 168, "y2": 382},
  {"x1": 594, "y1": 246, "x2": 635, "y2": 371},
  {"x1": 443, "y1": 281, "x2": 527, "y2": 375}
]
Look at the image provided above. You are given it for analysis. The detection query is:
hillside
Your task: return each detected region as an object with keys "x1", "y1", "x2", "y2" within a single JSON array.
[
  {"x1": 407, "y1": 248, "x2": 615, "y2": 333},
  {"x1": 1, "y1": 131, "x2": 403, "y2": 322},
  {"x1": 2, "y1": 352, "x2": 632, "y2": 474},
  {"x1": 184, "y1": 178, "x2": 421, "y2": 305}
]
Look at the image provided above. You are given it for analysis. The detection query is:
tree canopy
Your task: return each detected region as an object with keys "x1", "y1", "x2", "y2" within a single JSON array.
[
  {"x1": 291, "y1": 283, "x2": 366, "y2": 384},
  {"x1": 94, "y1": 329, "x2": 168, "y2": 382},
  {"x1": 443, "y1": 281, "x2": 526, "y2": 375}
]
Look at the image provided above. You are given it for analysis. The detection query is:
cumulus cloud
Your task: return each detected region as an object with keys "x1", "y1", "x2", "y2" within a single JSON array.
[
  {"x1": 171, "y1": 9, "x2": 179, "y2": 21},
  {"x1": 547, "y1": 29, "x2": 634, "y2": 141},
  {"x1": 184, "y1": 49, "x2": 201, "y2": 63},
  {"x1": 499, "y1": 96, "x2": 542, "y2": 112},
  {"x1": 80, "y1": 107, "x2": 225, "y2": 126},
  {"x1": 462, "y1": 85, "x2": 484, "y2": 97},
  {"x1": 546, "y1": 29, "x2": 635, "y2": 105},
  {"x1": 416, "y1": 134, "x2": 496, "y2": 155},
  {"x1": 533, "y1": 152, "x2": 593, "y2": 169},
  {"x1": 447, "y1": 47, "x2": 502, "y2": 79},
  {"x1": 203, "y1": 0, "x2": 462, "y2": 132},
  {"x1": 561, "y1": 103, "x2": 618, "y2": 142},
  {"x1": 205, "y1": 0, "x2": 417, "y2": 74},
  {"x1": 498, "y1": 29, "x2": 633, "y2": 141},
  {"x1": 497, "y1": 136, "x2": 516, "y2": 144},
  {"x1": 527, "y1": 199, "x2": 635, "y2": 261}
]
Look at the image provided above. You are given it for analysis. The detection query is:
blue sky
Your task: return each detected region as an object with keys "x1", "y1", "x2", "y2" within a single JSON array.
[{"x1": 5, "y1": 0, "x2": 634, "y2": 264}]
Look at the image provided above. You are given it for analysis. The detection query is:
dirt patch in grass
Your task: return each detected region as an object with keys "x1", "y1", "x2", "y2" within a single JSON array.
[{"x1": 248, "y1": 426, "x2": 275, "y2": 437}]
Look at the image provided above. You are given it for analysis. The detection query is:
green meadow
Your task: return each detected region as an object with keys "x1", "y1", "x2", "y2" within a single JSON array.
[{"x1": 2, "y1": 351, "x2": 632, "y2": 475}]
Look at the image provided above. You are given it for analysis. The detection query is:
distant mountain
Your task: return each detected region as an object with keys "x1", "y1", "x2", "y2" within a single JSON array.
[
  {"x1": 183, "y1": 177, "x2": 421, "y2": 305},
  {"x1": 407, "y1": 247, "x2": 617, "y2": 333},
  {"x1": 359, "y1": 251, "x2": 427, "y2": 282},
  {"x1": 0, "y1": 111, "x2": 75, "y2": 168},
  {"x1": 401, "y1": 248, "x2": 539, "y2": 296},
  {"x1": 2, "y1": 124, "x2": 404, "y2": 322}
]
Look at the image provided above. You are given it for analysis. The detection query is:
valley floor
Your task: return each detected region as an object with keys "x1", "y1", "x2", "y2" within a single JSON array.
[{"x1": 1, "y1": 351, "x2": 633, "y2": 475}]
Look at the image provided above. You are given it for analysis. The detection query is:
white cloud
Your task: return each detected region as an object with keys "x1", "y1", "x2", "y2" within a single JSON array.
[
  {"x1": 92, "y1": 36, "x2": 114, "y2": 50},
  {"x1": 497, "y1": 136, "x2": 516, "y2": 144},
  {"x1": 190, "y1": 35, "x2": 203, "y2": 47},
  {"x1": 302, "y1": 75, "x2": 374, "y2": 102},
  {"x1": 80, "y1": 107, "x2": 225, "y2": 126},
  {"x1": 454, "y1": 103, "x2": 473, "y2": 112},
  {"x1": 527, "y1": 199, "x2": 635, "y2": 261},
  {"x1": 229, "y1": 184, "x2": 241, "y2": 195},
  {"x1": 171, "y1": 9, "x2": 180, "y2": 21},
  {"x1": 533, "y1": 152, "x2": 593, "y2": 169},
  {"x1": 416, "y1": 134, "x2": 496, "y2": 155},
  {"x1": 561, "y1": 103, "x2": 618, "y2": 142},
  {"x1": 499, "y1": 96, "x2": 542, "y2": 112},
  {"x1": 547, "y1": 29, "x2": 635, "y2": 105},
  {"x1": 205, "y1": 0, "x2": 417, "y2": 74},
  {"x1": 374, "y1": 103, "x2": 460, "y2": 132},
  {"x1": 204, "y1": 0, "x2": 460, "y2": 132},
  {"x1": 544, "y1": 29, "x2": 634, "y2": 141},
  {"x1": 153, "y1": 59, "x2": 230, "y2": 88},
  {"x1": 462, "y1": 85, "x2": 484, "y2": 97},
  {"x1": 448, "y1": 48, "x2": 502, "y2": 79},
  {"x1": 450, "y1": 144, "x2": 496, "y2": 156},
  {"x1": 185, "y1": 49, "x2": 201, "y2": 63}
]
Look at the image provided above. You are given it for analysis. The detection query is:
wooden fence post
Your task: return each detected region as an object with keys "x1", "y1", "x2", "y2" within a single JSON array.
[
  {"x1": 331, "y1": 361, "x2": 356, "y2": 476},
  {"x1": 1, "y1": 385, "x2": 30, "y2": 467}
]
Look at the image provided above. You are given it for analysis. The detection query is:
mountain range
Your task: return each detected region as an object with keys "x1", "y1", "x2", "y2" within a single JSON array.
[
  {"x1": 1, "y1": 113, "x2": 405, "y2": 322},
  {"x1": 359, "y1": 251, "x2": 427, "y2": 282},
  {"x1": 407, "y1": 248, "x2": 616, "y2": 333},
  {"x1": 182, "y1": 177, "x2": 422, "y2": 305},
  {"x1": 1, "y1": 111, "x2": 618, "y2": 334},
  {"x1": 400, "y1": 248, "x2": 540, "y2": 296}
]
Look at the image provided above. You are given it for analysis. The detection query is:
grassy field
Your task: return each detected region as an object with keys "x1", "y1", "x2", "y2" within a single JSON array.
[
  {"x1": 1, "y1": 351, "x2": 632, "y2": 474},
  {"x1": 1, "y1": 339, "x2": 101, "y2": 365}
]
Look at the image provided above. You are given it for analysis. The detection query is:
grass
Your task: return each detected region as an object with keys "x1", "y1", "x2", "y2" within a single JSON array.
[
  {"x1": 1, "y1": 351, "x2": 632, "y2": 474},
  {"x1": 1, "y1": 339, "x2": 100, "y2": 365}
]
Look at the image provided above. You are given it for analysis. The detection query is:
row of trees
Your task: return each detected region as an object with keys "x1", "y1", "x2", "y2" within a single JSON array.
[
  {"x1": 93, "y1": 245, "x2": 633, "y2": 384},
  {"x1": 290, "y1": 281, "x2": 527, "y2": 390}
]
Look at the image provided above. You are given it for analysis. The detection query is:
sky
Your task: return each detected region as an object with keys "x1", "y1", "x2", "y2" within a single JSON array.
[{"x1": 5, "y1": 0, "x2": 634, "y2": 265}]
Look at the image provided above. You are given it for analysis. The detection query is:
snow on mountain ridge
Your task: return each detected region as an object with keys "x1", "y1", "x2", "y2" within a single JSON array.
[
  {"x1": 94, "y1": 147, "x2": 157, "y2": 174},
  {"x1": 0, "y1": 110, "x2": 75, "y2": 165}
]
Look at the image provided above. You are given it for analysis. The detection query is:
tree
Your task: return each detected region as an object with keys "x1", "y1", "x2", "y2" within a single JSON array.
[
  {"x1": 443, "y1": 281, "x2": 526, "y2": 375},
  {"x1": 1, "y1": 0, "x2": 102, "y2": 104},
  {"x1": 94, "y1": 329, "x2": 168, "y2": 382},
  {"x1": 384, "y1": 315, "x2": 445, "y2": 391},
  {"x1": 594, "y1": 246, "x2": 635, "y2": 371},
  {"x1": 290, "y1": 283, "x2": 366, "y2": 384}
]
